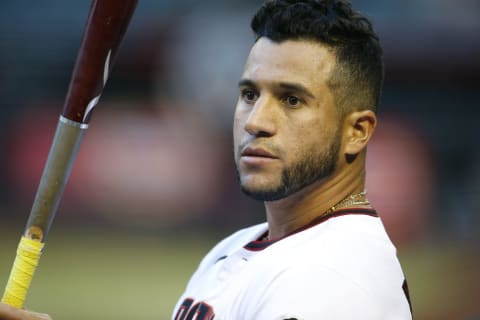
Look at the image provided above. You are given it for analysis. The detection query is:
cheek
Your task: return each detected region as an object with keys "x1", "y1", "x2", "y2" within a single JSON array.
[
  {"x1": 233, "y1": 109, "x2": 245, "y2": 149},
  {"x1": 285, "y1": 118, "x2": 335, "y2": 156}
]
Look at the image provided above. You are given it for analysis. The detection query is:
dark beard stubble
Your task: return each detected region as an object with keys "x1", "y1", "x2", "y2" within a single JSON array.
[{"x1": 235, "y1": 130, "x2": 342, "y2": 202}]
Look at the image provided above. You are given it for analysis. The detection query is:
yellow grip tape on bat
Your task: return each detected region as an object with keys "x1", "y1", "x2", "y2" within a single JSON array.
[{"x1": 1, "y1": 236, "x2": 44, "y2": 308}]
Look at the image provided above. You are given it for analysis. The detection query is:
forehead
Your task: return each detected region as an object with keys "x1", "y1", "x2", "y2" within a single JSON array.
[{"x1": 242, "y1": 38, "x2": 336, "y2": 87}]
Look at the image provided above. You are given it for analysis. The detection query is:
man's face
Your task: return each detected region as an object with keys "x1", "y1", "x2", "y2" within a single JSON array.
[{"x1": 234, "y1": 38, "x2": 342, "y2": 201}]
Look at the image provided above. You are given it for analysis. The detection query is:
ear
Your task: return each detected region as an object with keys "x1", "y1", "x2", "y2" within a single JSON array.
[{"x1": 343, "y1": 110, "x2": 377, "y2": 156}]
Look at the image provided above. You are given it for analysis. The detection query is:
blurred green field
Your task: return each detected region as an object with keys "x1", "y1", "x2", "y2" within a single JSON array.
[
  {"x1": 0, "y1": 224, "x2": 219, "y2": 319},
  {"x1": 1, "y1": 223, "x2": 479, "y2": 319}
]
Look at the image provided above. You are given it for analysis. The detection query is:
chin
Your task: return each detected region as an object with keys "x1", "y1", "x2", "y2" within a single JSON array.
[
  {"x1": 240, "y1": 180, "x2": 289, "y2": 202},
  {"x1": 236, "y1": 169, "x2": 285, "y2": 200},
  {"x1": 240, "y1": 175, "x2": 278, "y2": 192},
  {"x1": 241, "y1": 187, "x2": 289, "y2": 202}
]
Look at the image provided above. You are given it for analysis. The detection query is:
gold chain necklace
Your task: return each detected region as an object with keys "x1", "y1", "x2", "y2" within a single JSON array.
[
  {"x1": 261, "y1": 190, "x2": 370, "y2": 241},
  {"x1": 324, "y1": 190, "x2": 370, "y2": 214}
]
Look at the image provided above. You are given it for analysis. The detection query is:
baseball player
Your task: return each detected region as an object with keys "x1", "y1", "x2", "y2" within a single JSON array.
[{"x1": 172, "y1": 0, "x2": 412, "y2": 319}]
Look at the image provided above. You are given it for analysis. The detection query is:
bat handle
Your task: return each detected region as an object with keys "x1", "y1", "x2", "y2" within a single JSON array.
[
  {"x1": 25, "y1": 116, "x2": 88, "y2": 242},
  {"x1": 1, "y1": 237, "x2": 44, "y2": 308},
  {"x1": 2, "y1": 115, "x2": 88, "y2": 308}
]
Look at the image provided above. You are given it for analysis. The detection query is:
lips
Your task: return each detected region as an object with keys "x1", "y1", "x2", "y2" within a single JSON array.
[{"x1": 241, "y1": 147, "x2": 278, "y2": 159}]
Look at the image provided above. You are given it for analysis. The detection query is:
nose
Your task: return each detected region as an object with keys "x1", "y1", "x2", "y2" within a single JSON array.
[{"x1": 244, "y1": 96, "x2": 277, "y2": 137}]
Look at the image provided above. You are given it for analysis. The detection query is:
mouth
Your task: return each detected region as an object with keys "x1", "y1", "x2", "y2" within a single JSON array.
[{"x1": 241, "y1": 147, "x2": 278, "y2": 159}]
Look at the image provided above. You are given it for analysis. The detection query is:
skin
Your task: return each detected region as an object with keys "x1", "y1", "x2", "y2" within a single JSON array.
[
  {"x1": 0, "y1": 303, "x2": 51, "y2": 320},
  {"x1": 234, "y1": 38, "x2": 377, "y2": 240}
]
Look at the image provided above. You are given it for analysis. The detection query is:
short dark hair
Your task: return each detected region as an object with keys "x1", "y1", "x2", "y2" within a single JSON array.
[{"x1": 251, "y1": 0, "x2": 384, "y2": 115}]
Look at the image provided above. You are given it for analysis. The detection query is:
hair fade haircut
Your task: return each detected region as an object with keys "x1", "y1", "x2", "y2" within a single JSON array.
[{"x1": 251, "y1": 0, "x2": 384, "y2": 115}]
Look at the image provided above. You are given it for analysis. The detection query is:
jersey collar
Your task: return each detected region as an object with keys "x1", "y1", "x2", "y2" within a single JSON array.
[{"x1": 244, "y1": 208, "x2": 378, "y2": 252}]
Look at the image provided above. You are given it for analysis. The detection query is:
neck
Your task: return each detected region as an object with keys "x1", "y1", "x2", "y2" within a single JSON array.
[{"x1": 264, "y1": 161, "x2": 368, "y2": 240}]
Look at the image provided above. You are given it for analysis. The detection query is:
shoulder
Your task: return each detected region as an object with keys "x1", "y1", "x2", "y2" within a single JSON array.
[
  {"x1": 242, "y1": 215, "x2": 412, "y2": 319},
  {"x1": 244, "y1": 252, "x2": 411, "y2": 319},
  {"x1": 192, "y1": 222, "x2": 267, "y2": 276},
  {"x1": 265, "y1": 214, "x2": 397, "y2": 266},
  {"x1": 249, "y1": 263, "x2": 385, "y2": 319},
  {"x1": 280, "y1": 214, "x2": 404, "y2": 295}
]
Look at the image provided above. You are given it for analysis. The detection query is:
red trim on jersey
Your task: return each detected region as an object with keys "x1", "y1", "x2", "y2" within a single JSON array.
[
  {"x1": 402, "y1": 279, "x2": 413, "y2": 314},
  {"x1": 244, "y1": 208, "x2": 378, "y2": 252}
]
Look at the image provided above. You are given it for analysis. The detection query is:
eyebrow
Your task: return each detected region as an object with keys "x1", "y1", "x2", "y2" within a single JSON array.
[
  {"x1": 238, "y1": 79, "x2": 256, "y2": 88},
  {"x1": 278, "y1": 82, "x2": 315, "y2": 99},
  {"x1": 238, "y1": 79, "x2": 315, "y2": 99}
]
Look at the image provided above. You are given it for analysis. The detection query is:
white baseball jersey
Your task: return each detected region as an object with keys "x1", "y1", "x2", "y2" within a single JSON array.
[{"x1": 172, "y1": 208, "x2": 412, "y2": 320}]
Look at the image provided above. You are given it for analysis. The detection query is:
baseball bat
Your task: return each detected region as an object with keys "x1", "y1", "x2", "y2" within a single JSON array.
[{"x1": 2, "y1": 0, "x2": 138, "y2": 308}]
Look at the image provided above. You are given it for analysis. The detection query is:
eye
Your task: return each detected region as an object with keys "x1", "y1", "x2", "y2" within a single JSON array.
[
  {"x1": 283, "y1": 95, "x2": 302, "y2": 108},
  {"x1": 241, "y1": 89, "x2": 258, "y2": 104}
]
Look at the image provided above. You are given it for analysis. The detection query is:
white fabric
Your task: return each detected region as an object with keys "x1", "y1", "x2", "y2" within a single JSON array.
[{"x1": 172, "y1": 213, "x2": 412, "y2": 320}]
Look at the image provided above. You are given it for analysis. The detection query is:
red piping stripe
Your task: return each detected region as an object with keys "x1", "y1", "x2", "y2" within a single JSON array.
[{"x1": 244, "y1": 208, "x2": 378, "y2": 251}]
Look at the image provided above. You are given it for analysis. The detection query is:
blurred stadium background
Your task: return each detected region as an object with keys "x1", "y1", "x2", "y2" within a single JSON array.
[{"x1": 0, "y1": 0, "x2": 479, "y2": 319}]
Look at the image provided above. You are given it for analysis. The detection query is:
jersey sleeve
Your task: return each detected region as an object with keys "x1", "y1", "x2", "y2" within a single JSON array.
[{"x1": 249, "y1": 264, "x2": 394, "y2": 320}]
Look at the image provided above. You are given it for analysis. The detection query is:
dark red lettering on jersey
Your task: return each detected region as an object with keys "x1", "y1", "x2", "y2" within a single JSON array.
[
  {"x1": 174, "y1": 298, "x2": 215, "y2": 320},
  {"x1": 174, "y1": 298, "x2": 194, "y2": 320}
]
